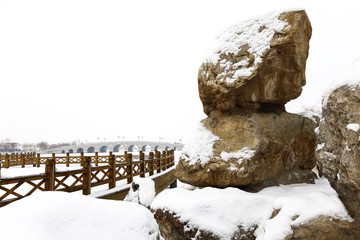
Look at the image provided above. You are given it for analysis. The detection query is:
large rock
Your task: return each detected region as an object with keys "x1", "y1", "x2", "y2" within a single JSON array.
[
  {"x1": 176, "y1": 111, "x2": 316, "y2": 187},
  {"x1": 286, "y1": 216, "x2": 360, "y2": 240},
  {"x1": 152, "y1": 179, "x2": 353, "y2": 240},
  {"x1": 316, "y1": 84, "x2": 360, "y2": 220},
  {"x1": 199, "y1": 10, "x2": 312, "y2": 115}
]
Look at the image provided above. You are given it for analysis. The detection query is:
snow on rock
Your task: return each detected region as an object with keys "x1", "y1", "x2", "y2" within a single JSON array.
[
  {"x1": 124, "y1": 177, "x2": 156, "y2": 208},
  {"x1": 151, "y1": 178, "x2": 352, "y2": 240},
  {"x1": 0, "y1": 191, "x2": 162, "y2": 240},
  {"x1": 346, "y1": 123, "x2": 360, "y2": 132},
  {"x1": 316, "y1": 143, "x2": 325, "y2": 151},
  {"x1": 205, "y1": 10, "x2": 290, "y2": 84},
  {"x1": 220, "y1": 147, "x2": 256, "y2": 164},
  {"x1": 180, "y1": 122, "x2": 219, "y2": 166},
  {"x1": 323, "y1": 58, "x2": 360, "y2": 107}
]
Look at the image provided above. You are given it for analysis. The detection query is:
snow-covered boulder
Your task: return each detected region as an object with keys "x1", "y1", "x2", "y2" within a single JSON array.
[
  {"x1": 316, "y1": 58, "x2": 360, "y2": 220},
  {"x1": 124, "y1": 178, "x2": 156, "y2": 208},
  {"x1": 152, "y1": 179, "x2": 353, "y2": 240},
  {"x1": 176, "y1": 111, "x2": 316, "y2": 188},
  {"x1": 0, "y1": 191, "x2": 162, "y2": 240},
  {"x1": 198, "y1": 10, "x2": 311, "y2": 115}
]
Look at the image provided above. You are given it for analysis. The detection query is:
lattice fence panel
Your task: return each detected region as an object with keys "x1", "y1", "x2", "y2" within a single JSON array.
[
  {"x1": 53, "y1": 172, "x2": 85, "y2": 191},
  {"x1": 0, "y1": 179, "x2": 45, "y2": 201}
]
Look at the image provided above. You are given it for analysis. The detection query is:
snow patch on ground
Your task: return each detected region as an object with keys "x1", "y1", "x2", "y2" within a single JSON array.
[
  {"x1": 151, "y1": 178, "x2": 352, "y2": 240},
  {"x1": 180, "y1": 122, "x2": 219, "y2": 166},
  {"x1": 204, "y1": 10, "x2": 290, "y2": 85},
  {"x1": 124, "y1": 178, "x2": 155, "y2": 208},
  {"x1": 323, "y1": 58, "x2": 360, "y2": 107},
  {"x1": 346, "y1": 123, "x2": 360, "y2": 132},
  {"x1": 220, "y1": 147, "x2": 255, "y2": 164},
  {"x1": 0, "y1": 191, "x2": 162, "y2": 240}
]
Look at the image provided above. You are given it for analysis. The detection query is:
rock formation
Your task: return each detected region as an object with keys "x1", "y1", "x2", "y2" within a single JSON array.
[
  {"x1": 316, "y1": 60, "x2": 360, "y2": 221},
  {"x1": 152, "y1": 10, "x2": 360, "y2": 240},
  {"x1": 176, "y1": 10, "x2": 315, "y2": 188},
  {"x1": 176, "y1": 111, "x2": 316, "y2": 188},
  {"x1": 198, "y1": 11, "x2": 312, "y2": 115}
]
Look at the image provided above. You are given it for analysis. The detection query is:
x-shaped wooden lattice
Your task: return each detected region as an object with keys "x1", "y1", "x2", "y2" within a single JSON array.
[
  {"x1": 54, "y1": 173, "x2": 84, "y2": 190},
  {"x1": 91, "y1": 169, "x2": 111, "y2": 183},
  {"x1": 0, "y1": 179, "x2": 45, "y2": 201},
  {"x1": 115, "y1": 166, "x2": 127, "y2": 177}
]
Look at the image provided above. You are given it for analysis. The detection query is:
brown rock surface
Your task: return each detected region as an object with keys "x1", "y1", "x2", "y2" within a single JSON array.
[
  {"x1": 286, "y1": 216, "x2": 360, "y2": 240},
  {"x1": 175, "y1": 111, "x2": 316, "y2": 187},
  {"x1": 198, "y1": 10, "x2": 312, "y2": 115},
  {"x1": 316, "y1": 84, "x2": 360, "y2": 220}
]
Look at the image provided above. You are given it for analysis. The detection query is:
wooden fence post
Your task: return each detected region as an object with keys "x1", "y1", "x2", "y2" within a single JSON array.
[
  {"x1": 162, "y1": 151, "x2": 167, "y2": 170},
  {"x1": 10, "y1": 153, "x2": 14, "y2": 166},
  {"x1": 36, "y1": 153, "x2": 41, "y2": 167},
  {"x1": 140, "y1": 151, "x2": 145, "y2": 177},
  {"x1": 21, "y1": 153, "x2": 25, "y2": 168},
  {"x1": 81, "y1": 156, "x2": 91, "y2": 195},
  {"x1": 66, "y1": 152, "x2": 70, "y2": 167},
  {"x1": 80, "y1": 152, "x2": 84, "y2": 164},
  {"x1": 169, "y1": 150, "x2": 172, "y2": 167},
  {"x1": 127, "y1": 153, "x2": 133, "y2": 184},
  {"x1": 5, "y1": 154, "x2": 9, "y2": 168},
  {"x1": 52, "y1": 153, "x2": 56, "y2": 164},
  {"x1": 155, "y1": 150, "x2": 161, "y2": 173},
  {"x1": 109, "y1": 151, "x2": 112, "y2": 164},
  {"x1": 95, "y1": 152, "x2": 99, "y2": 166},
  {"x1": 167, "y1": 150, "x2": 170, "y2": 167},
  {"x1": 45, "y1": 159, "x2": 56, "y2": 191},
  {"x1": 171, "y1": 149, "x2": 175, "y2": 166},
  {"x1": 149, "y1": 152, "x2": 154, "y2": 176},
  {"x1": 109, "y1": 153, "x2": 116, "y2": 189}
]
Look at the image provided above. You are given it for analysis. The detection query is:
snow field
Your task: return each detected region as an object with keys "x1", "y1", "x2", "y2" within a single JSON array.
[{"x1": 0, "y1": 191, "x2": 162, "y2": 240}]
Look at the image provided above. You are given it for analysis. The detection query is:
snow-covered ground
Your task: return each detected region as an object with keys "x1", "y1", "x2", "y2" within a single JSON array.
[{"x1": 0, "y1": 191, "x2": 162, "y2": 240}]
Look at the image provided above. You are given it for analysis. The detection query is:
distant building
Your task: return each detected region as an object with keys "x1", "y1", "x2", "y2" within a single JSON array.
[{"x1": 0, "y1": 142, "x2": 22, "y2": 152}]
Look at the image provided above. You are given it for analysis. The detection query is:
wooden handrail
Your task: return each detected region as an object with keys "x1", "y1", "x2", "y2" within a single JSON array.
[{"x1": 0, "y1": 151, "x2": 148, "y2": 168}]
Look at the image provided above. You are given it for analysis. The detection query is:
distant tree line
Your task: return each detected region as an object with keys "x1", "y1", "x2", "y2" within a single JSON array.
[{"x1": 0, "y1": 139, "x2": 74, "y2": 152}]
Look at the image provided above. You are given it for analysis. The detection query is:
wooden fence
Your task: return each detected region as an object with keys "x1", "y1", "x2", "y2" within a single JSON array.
[
  {"x1": 0, "y1": 150, "x2": 175, "y2": 207},
  {"x1": 0, "y1": 151, "x2": 148, "y2": 168}
]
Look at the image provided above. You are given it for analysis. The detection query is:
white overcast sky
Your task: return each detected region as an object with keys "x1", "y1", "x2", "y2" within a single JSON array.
[{"x1": 0, "y1": 0, "x2": 359, "y2": 144}]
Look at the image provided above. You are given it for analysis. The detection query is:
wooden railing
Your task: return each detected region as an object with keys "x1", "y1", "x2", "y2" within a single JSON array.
[
  {"x1": 0, "y1": 151, "x2": 149, "y2": 168},
  {"x1": 0, "y1": 150, "x2": 175, "y2": 207}
]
